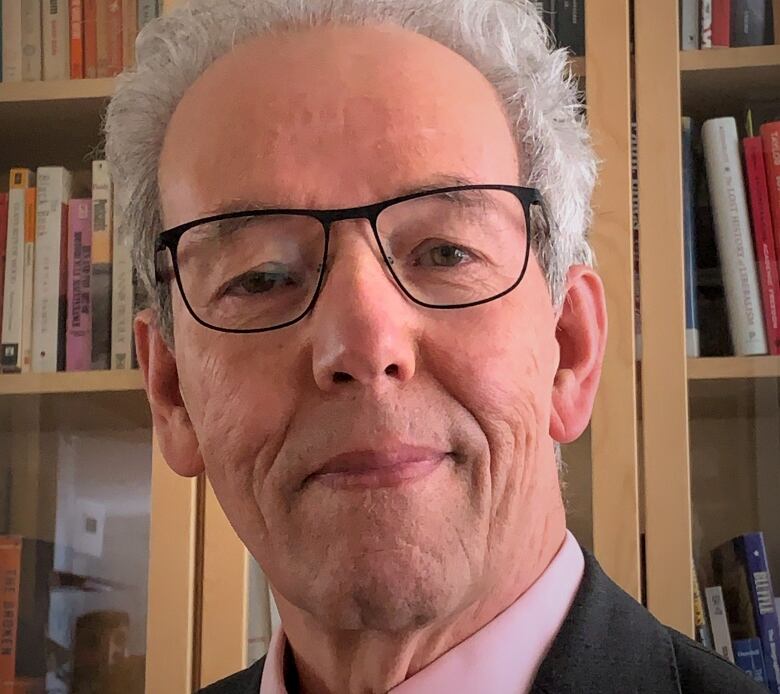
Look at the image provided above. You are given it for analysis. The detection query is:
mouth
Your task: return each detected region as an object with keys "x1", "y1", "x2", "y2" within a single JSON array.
[{"x1": 308, "y1": 446, "x2": 450, "y2": 490}]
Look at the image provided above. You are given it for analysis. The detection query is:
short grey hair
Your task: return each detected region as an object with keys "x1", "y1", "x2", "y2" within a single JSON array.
[{"x1": 104, "y1": 0, "x2": 597, "y2": 343}]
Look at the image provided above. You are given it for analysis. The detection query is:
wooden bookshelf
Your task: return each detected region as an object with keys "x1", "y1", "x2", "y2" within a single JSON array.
[
  {"x1": 0, "y1": 369, "x2": 143, "y2": 395},
  {"x1": 688, "y1": 356, "x2": 780, "y2": 381}
]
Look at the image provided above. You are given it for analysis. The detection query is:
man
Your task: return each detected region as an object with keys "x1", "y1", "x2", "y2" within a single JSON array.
[{"x1": 105, "y1": 1, "x2": 765, "y2": 692}]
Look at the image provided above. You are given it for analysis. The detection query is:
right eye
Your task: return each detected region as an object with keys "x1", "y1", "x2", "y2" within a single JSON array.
[{"x1": 223, "y1": 266, "x2": 296, "y2": 297}]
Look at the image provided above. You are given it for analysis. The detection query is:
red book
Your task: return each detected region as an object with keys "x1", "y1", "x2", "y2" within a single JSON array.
[
  {"x1": 762, "y1": 122, "x2": 780, "y2": 267},
  {"x1": 744, "y1": 136, "x2": 780, "y2": 355},
  {"x1": 712, "y1": 0, "x2": 731, "y2": 46},
  {"x1": 83, "y1": 0, "x2": 98, "y2": 78},
  {"x1": 66, "y1": 199, "x2": 93, "y2": 370},
  {"x1": 106, "y1": 0, "x2": 123, "y2": 76},
  {"x1": 70, "y1": 0, "x2": 84, "y2": 78},
  {"x1": 0, "y1": 193, "x2": 8, "y2": 343}
]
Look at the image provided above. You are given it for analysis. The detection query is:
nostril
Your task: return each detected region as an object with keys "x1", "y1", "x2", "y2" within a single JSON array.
[
  {"x1": 385, "y1": 364, "x2": 399, "y2": 377},
  {"x1": 333, "y1": 372, "x2": 353, "y2": 383}
]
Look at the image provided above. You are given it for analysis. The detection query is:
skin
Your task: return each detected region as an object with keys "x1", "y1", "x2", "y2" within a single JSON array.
[{"x1": 136, "y1": 22, "x2": 608, "y2": 694}]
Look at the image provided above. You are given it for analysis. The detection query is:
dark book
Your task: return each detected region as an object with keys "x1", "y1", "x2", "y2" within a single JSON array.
[
  {"x1": 557, "y1": 0, "x2": 585, "y2": 56},
  {"x1": 731, "y1": 0, "x2": 770, "y2": 46},
  {"x1": 534, "y1": 0, "x2": 557, "y2": 37}
]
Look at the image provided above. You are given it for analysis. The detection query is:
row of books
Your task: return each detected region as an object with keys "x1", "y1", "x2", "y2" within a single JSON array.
[
  {"x1": 680, "y1": 0, "x2": 776, "y2": 49},
  {"x1": 0, "y1": 161, "x2": 139, "y2": 374},
  {"x1": 0, "y1": 0, "x2": 161, "y2": 82},
  {"x1": 533, "y1": 1, "x2": 586, "y2": 57},
  {"x1": 693, "y1": 532, "x2": 780, "y2": 691},
  {"x1": 682, "y1": 113, "x2": 780, "y2": 357}
]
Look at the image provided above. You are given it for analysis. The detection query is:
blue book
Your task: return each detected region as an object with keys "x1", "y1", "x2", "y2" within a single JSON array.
[
  {"x1": 734, "y1": 638, "x2": 768, "y2": 683},
  {"x1": 713, "y1": 533, "x2": 780, "y2": 693},
  {"x1": 682, "y1": 117, "x2": 700, "y2": 357}
]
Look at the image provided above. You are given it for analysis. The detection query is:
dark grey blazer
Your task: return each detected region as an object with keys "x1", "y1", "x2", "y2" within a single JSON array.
[{"x1": 198, "y1": 549, "x2": 767, "y2": 693}]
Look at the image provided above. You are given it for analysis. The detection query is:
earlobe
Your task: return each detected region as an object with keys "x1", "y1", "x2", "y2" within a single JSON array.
[
  {"x1": 135, "y1": 309, "x2": 205, "y2": 477},
  {"x1": 549, "y1": 266, "x2": 608, "y2": 443}
]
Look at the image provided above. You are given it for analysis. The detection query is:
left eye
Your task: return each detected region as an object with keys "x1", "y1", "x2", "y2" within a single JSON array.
[{"x1": 414, "y1": 244, "x2": 472, "y2": 267}]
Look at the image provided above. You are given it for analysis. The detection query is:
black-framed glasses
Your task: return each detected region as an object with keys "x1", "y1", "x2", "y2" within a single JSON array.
[{"x1": 155, "y1": 184, "x2": 545, "y2": 334}]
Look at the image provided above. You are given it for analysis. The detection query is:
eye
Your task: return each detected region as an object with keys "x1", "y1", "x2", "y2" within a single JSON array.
[
  {"x1": 224, "y1": 267, "x2": 295, "y2": 296},
  {"x1": 414, "y1": 243, "x2": 472, "y2": 268}
]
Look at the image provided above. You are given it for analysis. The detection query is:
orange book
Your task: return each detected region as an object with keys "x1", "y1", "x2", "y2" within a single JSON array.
[
  {"x1": 122, "y1": 0, "x2": 138, "y2": 68},
  {"x1": 0, "y1": 537, "x2": 23, "y2": 694},
  {"x1": 70, "y1": 0, "x2": 84, "y2": 78},
  {"x1": 83, "y1": 0, "x2": 98, "y2": 78},
  {"x1": 97, "y1": 0, "x2": 123, "y2": 77},
  {"x1": 761, "y1": 121, "x2": 780, "y2": 267}
]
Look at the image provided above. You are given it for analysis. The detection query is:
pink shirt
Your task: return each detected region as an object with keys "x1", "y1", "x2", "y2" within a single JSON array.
[{"x1": 260, "y1": 530, "x2": 584, "y2": 694}]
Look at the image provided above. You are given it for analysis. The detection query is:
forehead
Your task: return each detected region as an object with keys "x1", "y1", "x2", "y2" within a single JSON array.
[{"x1": 158, "y1": 23, "x2": 520, "y2": 224}]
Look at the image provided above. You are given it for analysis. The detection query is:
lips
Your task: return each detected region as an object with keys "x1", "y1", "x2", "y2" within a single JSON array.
[{"x1": 309, "y1": 445, "x2": 449, "y2": 490}]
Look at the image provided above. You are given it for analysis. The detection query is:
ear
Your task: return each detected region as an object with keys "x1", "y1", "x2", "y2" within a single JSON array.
[
  {"x1": 549, "y1": 265, "x2": 608, "y2": 444},
  {"x1": 134, "y1": 309, "x2": 205, "y2": 477}
]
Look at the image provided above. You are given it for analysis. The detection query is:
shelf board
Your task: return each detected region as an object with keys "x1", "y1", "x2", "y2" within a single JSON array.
[
  {"x1": 0, "y1": 77, "x2": 116, "y2": 103},
  {"x1": 680, "y1": 45, "x2": 780, "y2": 120},
  {"x1": 687, "y1": 356, "x2": 780, "y2": 380},
  {"x1": 0, "y1": 369, "x2": 144, "y2": 396}
]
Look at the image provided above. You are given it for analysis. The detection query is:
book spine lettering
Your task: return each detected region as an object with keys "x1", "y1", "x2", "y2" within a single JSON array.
[
  {"x1": 91, "y1": 161, "x2": 113, "y2": 370},
  {"x1": 761, "y1": 123, "x2": 780, "y2": 267},
  {"x1": 0, "y1": 536, "x2": 23, "y2": 691},
  {"x1": 20, "y1": 0, "x2": 42, "y2": 81},
  {"x1": 67, "y1": 200, "x2": 93, "y2": 371},
  {"x1": 70, "y1": 0, "x2": 84, "y2": 78},
  {"x1": 20, "y1": 188, "x2": 37, "y2": 373},
  {"x1": 701, "y1": 0, "x2": 713, "y2": 47},
  {"x1": 42, "y1": 0, "x2": 70, "y2": 81},
  {"x1": 705, "y1": 586, "x2": 736, "y2": 662},
  {"x1": 731, "y1": 0, "x2": 767, "y2": 46}
]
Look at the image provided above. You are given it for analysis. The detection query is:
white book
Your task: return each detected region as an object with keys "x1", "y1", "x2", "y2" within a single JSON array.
[
  {"x1": 1, "y1": 170, "x2": 35, "y2": 372},
  {"x1": 705, "y1": 586, "x2": 735, "y2": 663},
  {"x1": 1, "y1": 0, "x2": 23, "y2": 82},
  {"x1": 680, "y1": 0, "x2": 699, "y2": 49},
  {"x1": 700, "y1": 0, "x2": 713, "y2": 48},
  {"x1": 21, "y1": 0, "x2": 43, "y2": 81},
  {"x1": 111, "y1": 188, "x2": 133, "y2": 369},
  {"x1": 32, "y1": 166, "x2": 73, "y2": 373},
  {"x1": 701, "y1": 117, "x2": 768, "y2": 356},
  {"x1": 42, "y1": 0, "x2": 70, "y2": 81}
]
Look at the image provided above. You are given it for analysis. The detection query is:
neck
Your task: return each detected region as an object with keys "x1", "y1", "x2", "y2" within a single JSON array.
[{"x1": 275, "y1": 509, "x2": 567, "y2": 694}]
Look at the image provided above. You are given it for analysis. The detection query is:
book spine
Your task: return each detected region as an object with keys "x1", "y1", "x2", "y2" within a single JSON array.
[
  {"x1": 66, "y1": 199, "x2": 92, "y2": 371},
  {"x1": 744, "y1": 136, "x2": 780, "y2": 355},
  {"x1": 20, "y1": 187, "x2": 37, "y2": 373},
  {"x1": 734, "y1": 637, "x2": 768, "y2": 684},
  {"x1": 681, "y1": 0, "x2": 700, "y2": 49},
  {"x1": 701, "y1": 117, "x2": 768, "y2": 355},
  {"x1": 693, "y1": 560, "x2": 714, "y2": 648},
  {"x1": 137, "y1": 0, "x2": 158, "y2": 29},
  {"x1": 83, "y1": 0, "x2": 97, "y2": 78},
  {"x1": 95, "y1": 0, "x2": 109, "y2": 77},
  {"x1": 0, "y1": 536, "x2": 23, "y2": 690},
  {"x1": 106, "y1": 0, "x2": 122, "y2": 76},
  {"x1": 1, "y1": 170, "x2": 34, "y2": 374},
  {"x1": 70, "y1": 0, "x2": 84, "y2": 78},
  {"x1": 0, "y1": 193, "x2": 8, "y2": 339},
  {"x1": 632, "y1": 119, "x2": 642, "y2": 360},
  {"x1": 122, "y1": 0, "x2": 137, "y2": 68},
  {"x1": 111, "y1": 190, "x2": 133, "y2": 369},
  {"x1": 682, "y1": 117, "x2": 700, "y2": 356},
  {"x1": 42, "y1": 0, "x2": 70, "y2": 81},
  {"x1": 1, "y1": 0, "x2": 23, "y2": 82},
  {"x1": 711, "y1": 0, "x2": 731, "y2": 45},
  {"x1": 20, "y1": 0, "x2": 42, "y2": 81},
  {"x1": 91, "y1": 160, "x2": 113, "y2": 370},
  {"x1": 32, "y1": 167, "x2": 72, "y2": 373},
  {"x1": 705, "y1": 586, "x2": 736, "y2": 662},
  {"x1": 743, "y1": 532, "x2": 780, "y2": 693},
  {"x1": 701, "y1": 0, "x2": 713, "y2": 47},
  {"x1": 556, "y1": 0, "x2": 585, "y2": 56},
  {"x1": 731, "y1": 0, "x2": 767, "y2": 46},
  {"x1": 762, "y1": 123, "x2": 780, "y2": 269}
]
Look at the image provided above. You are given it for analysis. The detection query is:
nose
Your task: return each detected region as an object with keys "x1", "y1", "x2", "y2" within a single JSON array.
[{"x1": 308, "y1": 225, "x2": 418, "y2": 393}]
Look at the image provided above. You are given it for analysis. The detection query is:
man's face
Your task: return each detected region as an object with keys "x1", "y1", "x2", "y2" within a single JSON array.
[{"x1": 153, "y1": 23, "x2": 592, "y2": 631}]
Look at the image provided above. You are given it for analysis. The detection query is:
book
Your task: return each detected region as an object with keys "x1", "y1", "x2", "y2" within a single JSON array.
[
  {"x1": 534, "y1": 0, "x2": 557, "y2": 36},
  {"x1": 712, "y1": 532, "x2": 780, "y2": 693},
  {"x1": 1, "y1": 169, "x2": 35, "y2": 374},
  {"x1": 20, "y1": 186, "x2": 37, "y2": 373},
  {"x1": 711, "y1": 0, "x2": 731, "y2": 46},
  {"x1": 20, "y1": 0, "x2": 42, "y2": 81},
  {"x1": 556, "y1": 0, "x2": 584, "y2": 56},
  {"x1": 111, "y1": 187, "x2": 133, "y2": 369},
  {"x1": 137, "y1": 0, "x2": 159, "y2": 30},
  {"x1": 680, "y1": 0, "x2": 699, "y2": 49},
  {"x1": 701, "y1": 0, "x2": 713, "y2": 47},
  {"x1": 0, "y1": 194, "x2": 7, "y2": 339},
  {"x1": 705, "y1": 585, "x2": 736, "y2": 662},
  {"x1": 701, "y1": 117, "x2": 767, "y2": 355},
  {"x1": 693, "y1": 560, "x2": 714, "y2": 648},
  {"x1": 32, "y1": 167, "x2": 72, "y2": 373},
  {"x1": 66, "y1": 199, "x2": 93, "y2": 371},
  {"x1": 734, "y1": 637, "x2": 768, "y2": 684},
  {"x1": 83, "y1": 0, "x2": 97, "y2": 78},
  {"x1": 42, "y1": 0, "x2": 70, "y2": 81},
  {"x1": 70, "y1": 0, "x2": 84, "y2": 79},
  {"x1": 762, "y1": 122, "x2": 780, "y2": 266},
  {"x1": 91, "y1": 160, "x2": 113, "y2": 370},
  {"x1": 1, "y1": 0, "x2": 23, "y2": 82},
  {"x1": 122, "y1": 0, "x2": 138, "y2": 68},
  {"x1": 743, "y1": 134, "x2": 780, "y2": 355},
  {"x1": 682, "y1": 117, "x2": 700, "y2": 357},
  {"x1": 96, "y1": 0, "x2": 123, "y2": 78},
  {"x1": 731, "y1": 0, "x2": 769, "y2": 46},
  {"x1": 0, "y1": 536, "x2": 55, "y2": 693}
]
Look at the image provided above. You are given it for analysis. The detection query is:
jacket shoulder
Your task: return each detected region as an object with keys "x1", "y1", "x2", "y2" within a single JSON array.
[
  {"x1": 196, "y1": 656, "x2": 265, "y2": 694},
  {"x1": 668, "y1": 628, "x2": 768, "y2": 693}
]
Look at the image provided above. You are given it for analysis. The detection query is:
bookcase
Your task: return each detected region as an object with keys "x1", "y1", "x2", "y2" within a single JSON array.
[{"x1": 635, "y1": 0, "x2": 780, "y2": 670}]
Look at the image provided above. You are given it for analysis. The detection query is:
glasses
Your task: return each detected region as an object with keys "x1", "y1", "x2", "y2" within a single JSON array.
[{"x1": 155, "y1": 184, "x2": 546, "y2": 334}]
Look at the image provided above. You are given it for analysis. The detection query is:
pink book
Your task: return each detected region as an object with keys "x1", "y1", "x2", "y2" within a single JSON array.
[{"x1": 66, "y1": 199, "x2": 93, "y2": 371}]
